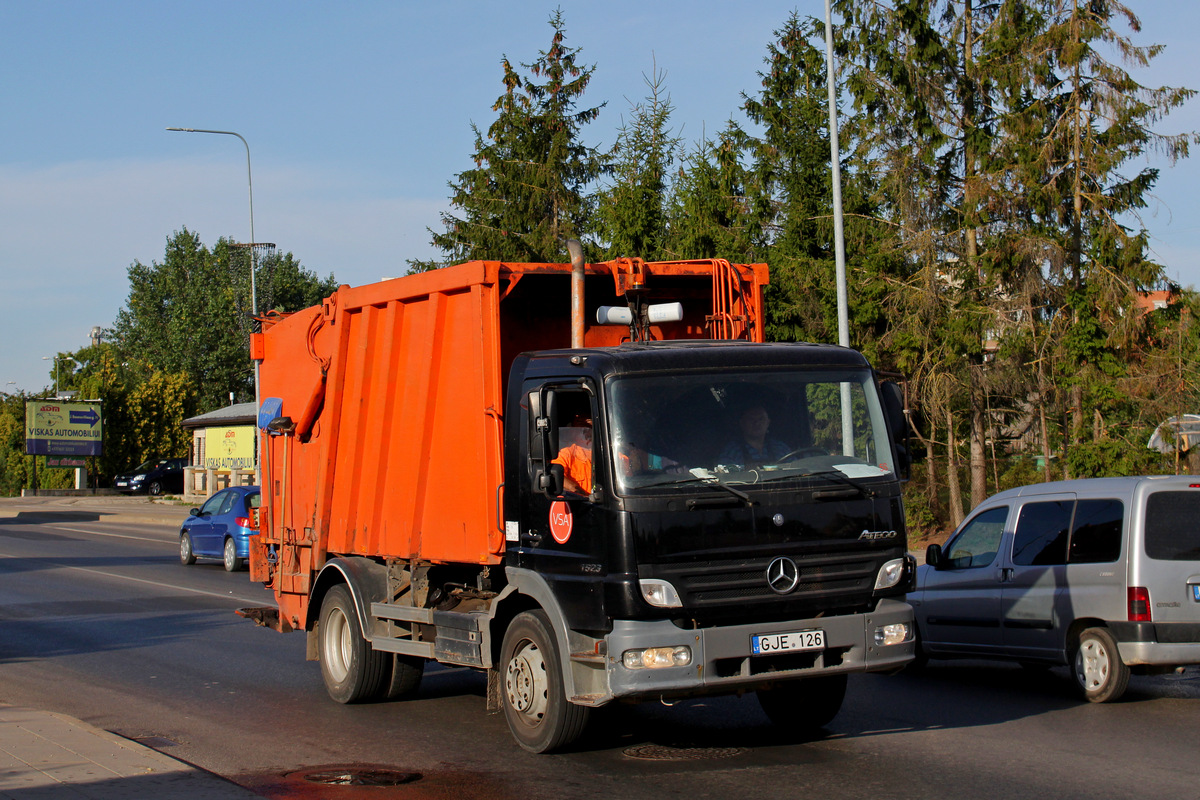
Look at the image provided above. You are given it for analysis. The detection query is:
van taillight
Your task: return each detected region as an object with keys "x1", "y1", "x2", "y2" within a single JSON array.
[{"x1": 1128, "y1": 587, "x2": 1152, "y2": 622}]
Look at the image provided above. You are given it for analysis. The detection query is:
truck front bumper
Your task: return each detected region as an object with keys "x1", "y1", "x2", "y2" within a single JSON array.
[{"x1": 587, "y1": 598, "x2": 914, "y2": 704}]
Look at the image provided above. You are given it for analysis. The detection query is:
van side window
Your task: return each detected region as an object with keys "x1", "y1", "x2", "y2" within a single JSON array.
[
  {"x1": 944, "y1": 507, "x2": 1007, "y2": 569},
  {"x1": 1068, "y1": 499, "x2": 1123, "y2": 564},
  {"x1": 1145, "y1": 491, "x2": 1200, "y2": 561},
  {"x1": 1013, "y1": 501, "x2": 1071, "y2": 566}
]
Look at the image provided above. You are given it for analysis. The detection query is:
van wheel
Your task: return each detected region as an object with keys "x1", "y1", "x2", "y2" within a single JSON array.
[
  {"x1": 318, "y1": 585, "x2": 389, "y2": 704},
  {"x1": 1073, "y1": 627, "x2": 1130, "y2": 703},
  {"x1": 500, "y1": 610, "x2": 590, "y2": 753},
  {"x1": 757, "y1": 673, "x2": 847, "y2": 732},
  {"x1": 148, "y1": 481, "x2": 163, "y2": 496},
  {"x1": 179, "y1": 532, "x2": 196, "y2": 565},
  {"x1": 222, "y1": 538, "x2": 243, "y2": 572}
]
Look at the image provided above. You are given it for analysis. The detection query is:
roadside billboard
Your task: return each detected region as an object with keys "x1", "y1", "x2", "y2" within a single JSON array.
[
  {"x1": 204, "y1": 425, "x2": 255, "y2": 470},
  {"x1": 25, "y1": 400, "x2": 103, "y2": 457}
]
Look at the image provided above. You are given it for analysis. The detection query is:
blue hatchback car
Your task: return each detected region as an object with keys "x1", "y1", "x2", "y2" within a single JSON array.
[{"x1": 179, "y1": 486, "x2": 261, "y2": 572}]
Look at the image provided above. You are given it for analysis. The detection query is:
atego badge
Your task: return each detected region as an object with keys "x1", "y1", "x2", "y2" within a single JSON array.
[{"x1": 549, "y1": 501, "x2": 573, "y2": 544}]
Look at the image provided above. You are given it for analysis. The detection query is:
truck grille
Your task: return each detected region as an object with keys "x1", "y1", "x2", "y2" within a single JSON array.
[{"x1": 645, "y1": 553, "x2": 878, "y2": 610}]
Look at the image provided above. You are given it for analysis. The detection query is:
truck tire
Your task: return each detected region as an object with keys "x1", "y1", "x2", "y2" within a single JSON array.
[
  {"x1": 1072, "y1": 627, "x2": 1130, "y2": 703},
  {"x1": 384, "y1": 654, "x2": 425, "y2": 700},
  {"x1": 757, "y1": 673, "x2": 847, "y2": 732},
  {"x1": 500, "y1": 610, "x2": 590, "y2": 753},
  {"x1": 318, "y1": 584, "x2": 390, "y2": 704}
]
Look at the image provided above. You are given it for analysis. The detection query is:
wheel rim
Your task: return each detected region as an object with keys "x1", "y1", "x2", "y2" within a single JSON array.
[
  {"x1": 324, "y1": 606, "x2": 352, "y2": 683},
  {"x1": 180, "y1": 535, "x2": 191, "y2": 561},
  {"x1": 1076, "y1": 637, "x2": 1110, "y2": 691},
  {"x1": 224, "y1": 539, "x2": 235, "y2": 570},
  {"x1": 505, "y1": 638, "x2": 549, "y2": 724}
]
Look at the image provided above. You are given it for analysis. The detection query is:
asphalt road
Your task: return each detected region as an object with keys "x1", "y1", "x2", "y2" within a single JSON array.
[{"x1": 1, "y1": 499, "x2": 1197, "y2": 799}]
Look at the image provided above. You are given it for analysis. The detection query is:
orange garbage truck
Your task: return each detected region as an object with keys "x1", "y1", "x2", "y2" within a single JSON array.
[{"x1": 242, "y1": 246, "x2": 916, "y2": 752}]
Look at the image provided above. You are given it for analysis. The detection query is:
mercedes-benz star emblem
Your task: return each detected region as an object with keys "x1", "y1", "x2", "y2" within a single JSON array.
[{"x1": 766, "y1": 556, "x2": 800, "y2": 595}]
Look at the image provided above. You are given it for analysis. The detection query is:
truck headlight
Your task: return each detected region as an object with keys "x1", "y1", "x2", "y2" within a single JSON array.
[
  {"x1": 639, "y1": 579, "x2": 682, "y2": 608},
  {"x1": 874, "y1": 623, "x2": 911, "y2": 646},
  {"x1": 873, "y1": 558, "x2": 905, "y2": 590},
  {"x1": 622, "y1": 646, "x2": 692, "y2": 669}
]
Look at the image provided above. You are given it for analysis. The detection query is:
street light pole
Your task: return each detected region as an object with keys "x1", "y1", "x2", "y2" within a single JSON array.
[
  {"x1": 41, "y1": 356, "x2": 59, "y2": 398},
  {"x1": 167, "y1": 126, "x2": 262, "y2": 483}
]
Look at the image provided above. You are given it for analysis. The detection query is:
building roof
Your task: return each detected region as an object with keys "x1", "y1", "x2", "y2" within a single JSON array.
[{"x1": 181, "y1": 402, "x2": 257, "y2": 430}]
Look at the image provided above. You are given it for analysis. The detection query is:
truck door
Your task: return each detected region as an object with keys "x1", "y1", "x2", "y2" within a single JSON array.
[{"x1": 513, "y1": 380, "x2": 610, "y2": 631}]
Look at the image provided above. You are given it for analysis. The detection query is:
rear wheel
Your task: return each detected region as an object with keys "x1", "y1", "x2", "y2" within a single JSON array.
[
  {"x1": 757, "y1": 673, "x2": 847, "y2": 732},
  {"x1": 179, "y1": 532, "x2": 196, "y2": 565},
  {"x1": 318, "y1": 585, "x2": 390, "y2": 704},
  {"x1": 1073, "y1": 627, "x2": 1130, "y2": 703},
  {"x1": 500, "y1": 610, "x2": 590, "y2": 753},
  {"x1": 384, "y1": 654, "x2": 425, "y2": 700},
  {"x1": 223, "y1": 537, "x2": 243, "y2": 572}
]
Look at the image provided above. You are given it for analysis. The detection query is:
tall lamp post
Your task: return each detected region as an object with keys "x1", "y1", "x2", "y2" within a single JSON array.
[
  {"x1": 41, "y1": 356, "x2": 59, "y2": 398},
  {"x1": 167, "y1": 127, "x2": 262, "y2": 483},
  {"x1": 42, "y1": 356, "x2": 84, "y2": 398}
]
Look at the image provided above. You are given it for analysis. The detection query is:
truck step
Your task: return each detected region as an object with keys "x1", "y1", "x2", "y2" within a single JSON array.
[
  {"x1": 371, "y1": 636, "x2": 435, "y2": 658},
  {"x1": 570, "y1": 694, "x2": 607, "y2": 707},
  {"x1": 370, "y1": 603, "x2": 434, "y2": 624},
  {"x1": 569, "y1": 651, "x2": 607, "y2": 664}
]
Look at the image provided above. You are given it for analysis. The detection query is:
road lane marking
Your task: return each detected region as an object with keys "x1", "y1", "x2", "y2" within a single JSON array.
[
  {"x1": 49, "y1": 525, "x2": 171, "y2": 544},
  {"x1": 0, "y1": 548, "x2": 272, "y2": 606}
]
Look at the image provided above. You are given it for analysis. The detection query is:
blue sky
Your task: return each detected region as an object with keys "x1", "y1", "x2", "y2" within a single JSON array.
[{"x1": 3, "y1": 2, "x2": 1197, "y2": 394}]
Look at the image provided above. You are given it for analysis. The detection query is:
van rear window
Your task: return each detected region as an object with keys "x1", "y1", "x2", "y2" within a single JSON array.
[{"x1": 1145, "y1": 492, "x2": 1200, "y2": 561}]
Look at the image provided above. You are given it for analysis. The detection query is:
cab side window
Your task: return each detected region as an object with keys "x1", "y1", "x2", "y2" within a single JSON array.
[
  {"x1": 944, "y1": 507, "x2": 1008, "y2": 569},
  {"x1": 1068, "y1": 499, "x2": 1123, "y2": 564},
  {"x1": 1013, "y1": 501, "x2": 1072, "y2": 566}
]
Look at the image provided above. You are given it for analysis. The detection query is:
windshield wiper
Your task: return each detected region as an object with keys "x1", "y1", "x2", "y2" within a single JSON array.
[
  {"x1": 762, "y1": 468, "x2": 876, "y2": 498},
  {"x1": 647, "y1": 474, "x2": 757, "y2": 506}
]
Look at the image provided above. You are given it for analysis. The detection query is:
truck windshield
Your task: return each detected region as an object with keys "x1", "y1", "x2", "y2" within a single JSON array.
[{"x1": 607, "y1": 369, "x2": 895, "y2": 495}]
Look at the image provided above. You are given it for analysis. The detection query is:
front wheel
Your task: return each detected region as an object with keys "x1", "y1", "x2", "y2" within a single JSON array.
[
  {"x1": 223, "y1": 537, "x2": 243, "y2": 572},
  {"x1": 500, "y1": 610, "x2": 590, "y2": 753},
  {"x1": 757, "y1": 673, "x2": 847, "y2": 732},
  {"x1": 179, "y1": 532, "x2": 196, "y2": 565},
  {"x1": 318, "y1": 585, "x2": 390, "y2": 704},
  {"x1": 1073, "y1": 627, "x2": 1130, "y2": 703},
  {"x1": 148, "y1": 480, "x2": 163, "y2": 496}
]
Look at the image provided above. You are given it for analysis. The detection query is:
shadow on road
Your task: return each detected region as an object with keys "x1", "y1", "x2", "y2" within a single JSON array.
[{"x1": 0, "y1": 510, "x2": 108, "y2": 525}]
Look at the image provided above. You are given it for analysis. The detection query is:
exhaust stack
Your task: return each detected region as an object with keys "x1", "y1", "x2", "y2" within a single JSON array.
[{"x1": 568, "y1": 239, "x2": 585, "y2": 349}]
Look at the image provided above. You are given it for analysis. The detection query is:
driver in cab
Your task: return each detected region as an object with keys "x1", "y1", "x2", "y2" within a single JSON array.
[
  {"x1": 553, "y1": 414, "x2": 593, "y2": 494},
  {"x1": 719, "y1": 404, "x2": 789, "y2": 468}
]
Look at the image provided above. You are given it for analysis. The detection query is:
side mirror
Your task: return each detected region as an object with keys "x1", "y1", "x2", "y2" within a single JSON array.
[
  {"x1": 880, "y1": 381, "x2": 911, "y2": 477},
  {"x1": 189, "y1": 508, "x2": 201, "y2": 518},
  {"x1": 925, "y1": 543, "x2": 943, "y2": 569},
  {"x1": 527, "y1": 389, "x2": 559, "y2": 460},
  {"x1": 539, "y1": 463, "x2": 565, "y2": 498}
]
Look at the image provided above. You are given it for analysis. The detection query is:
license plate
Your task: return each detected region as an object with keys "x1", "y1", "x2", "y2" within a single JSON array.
[{"x1": 752, "y1": 629, "x2": 825, "y2": 655}]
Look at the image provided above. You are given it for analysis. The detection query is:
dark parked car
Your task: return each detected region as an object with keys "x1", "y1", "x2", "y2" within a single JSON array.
[
  {"x1": 113, "y1": 457, "x2": 187, "y2": 496},
  {"x1": 179, "y1": 486, "x2": 261, "y2": 572}
]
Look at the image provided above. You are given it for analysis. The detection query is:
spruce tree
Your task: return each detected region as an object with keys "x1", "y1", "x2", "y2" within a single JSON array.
[{"x1": 417, "y1": 10, "x2": 607, "y2": 268}]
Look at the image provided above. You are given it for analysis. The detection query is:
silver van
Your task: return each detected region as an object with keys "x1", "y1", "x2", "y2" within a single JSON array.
[{"x1": 910, "y1": 476, "x2": 1200, "y2": 702}]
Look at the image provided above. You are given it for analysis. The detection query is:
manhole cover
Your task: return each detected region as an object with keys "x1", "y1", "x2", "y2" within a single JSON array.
[
  {"x1": 295, "y1": 768, "x2": 422, "y2": 786},
  {"x1": 623, "y1": 744, "x2": 746, "y2": 761}
]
